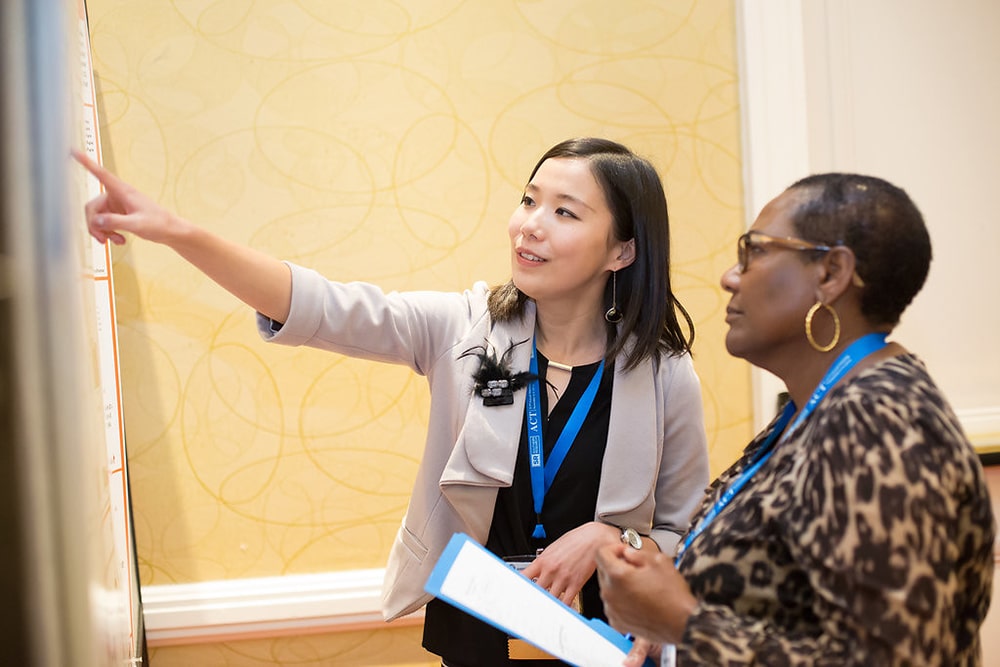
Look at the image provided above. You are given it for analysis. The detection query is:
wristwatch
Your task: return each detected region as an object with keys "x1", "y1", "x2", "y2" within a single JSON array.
[{"x1": 620, "y1": 527, "x2": 643, "y2": 549}]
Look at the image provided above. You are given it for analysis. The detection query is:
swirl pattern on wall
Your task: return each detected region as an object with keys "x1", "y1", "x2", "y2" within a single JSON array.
[{"x1": 86, "y1": 0, "x2": 749, "y2": 662}]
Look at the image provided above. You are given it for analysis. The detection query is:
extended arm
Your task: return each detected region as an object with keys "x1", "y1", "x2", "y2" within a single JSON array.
[{"x1": 73, "y1": 149, "x2": 292, "y2": 323}]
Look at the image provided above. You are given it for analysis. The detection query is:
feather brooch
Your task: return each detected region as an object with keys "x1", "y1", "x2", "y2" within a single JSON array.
[{"x1": 459, "y1": 338, "x2": 536, "y2": 406}]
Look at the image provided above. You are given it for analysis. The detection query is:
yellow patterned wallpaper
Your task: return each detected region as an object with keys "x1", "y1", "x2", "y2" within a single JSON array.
[{"x1": 84, "y1": 0, "x2": 749, "y2": 662}]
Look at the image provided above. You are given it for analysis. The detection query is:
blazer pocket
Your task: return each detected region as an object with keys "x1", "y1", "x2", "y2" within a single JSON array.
[{"x1": 398, "y1": 523, "x2": 429, "y2": 563}]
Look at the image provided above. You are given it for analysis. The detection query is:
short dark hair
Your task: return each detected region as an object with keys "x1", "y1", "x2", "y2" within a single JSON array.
[
  {"x1": 489, "y1": 137, "x2": 693, "y2": 370},
  {"x1": 787, "y1": 173, "x2": 932, "y2": 326}
]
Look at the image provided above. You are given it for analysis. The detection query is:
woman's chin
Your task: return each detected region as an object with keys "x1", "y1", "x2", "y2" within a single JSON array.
[
  {"x1": 723, "y1": 332, "x2": 749, "y2": 361},
  {"x1": 510, "y1": 275, "x2": 539, "y2": 300}
]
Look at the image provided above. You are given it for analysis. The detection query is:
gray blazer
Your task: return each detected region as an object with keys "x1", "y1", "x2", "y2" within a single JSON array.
[{"x1": 258, "y1": 263, "x2": 710, "y2": 621}]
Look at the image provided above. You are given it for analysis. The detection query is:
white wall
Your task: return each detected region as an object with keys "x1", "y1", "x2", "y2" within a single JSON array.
[{"x1": 739, "y1": 0, "x2": 1000, "y2": 448}]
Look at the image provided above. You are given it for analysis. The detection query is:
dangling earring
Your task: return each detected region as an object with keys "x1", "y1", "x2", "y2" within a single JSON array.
[
  {"x1": 805, "y1": 302, "x2": 840, "y2": 352},
  {"x1": 605, "y1": 270, "x2": 623, "y2": 323}
]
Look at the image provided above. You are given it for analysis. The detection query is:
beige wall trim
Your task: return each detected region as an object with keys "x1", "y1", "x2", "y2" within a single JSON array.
[
  {"x1": 735, "y1": 0, "x2": 811, "y2": 432},
  {"x1": 141, "y1": 569, "x2": 422, "y2": 646},
  {"x1": 960, "y1": 408, "x2": 1000, "y2": 452},
  {"x1": 736, "y1": 2, "x2": 1000, "y2": 454}
]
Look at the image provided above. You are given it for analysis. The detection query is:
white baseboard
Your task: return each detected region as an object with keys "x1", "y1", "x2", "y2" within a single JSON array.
[
  {"x1": 141, "y1": 568, "x2": 423, "y2": 646},
  {"x1": 958, "y1": 407, "x2": 1000, "y2": 450}
]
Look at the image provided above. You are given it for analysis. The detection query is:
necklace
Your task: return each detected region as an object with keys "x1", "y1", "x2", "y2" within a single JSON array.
[{"x1": 546, "y1": 359, "x2": 573, "y2": 372}]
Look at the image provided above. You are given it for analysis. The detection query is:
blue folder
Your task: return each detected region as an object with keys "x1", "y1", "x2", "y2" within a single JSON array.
[{"x1": 424, "y1": 532, "x2": 655, "y2": 667}]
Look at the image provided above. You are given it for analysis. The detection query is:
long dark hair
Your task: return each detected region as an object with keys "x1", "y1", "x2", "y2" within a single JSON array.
[{"x1": 488, "y1": 137, "x2": 693, "y2": 370}]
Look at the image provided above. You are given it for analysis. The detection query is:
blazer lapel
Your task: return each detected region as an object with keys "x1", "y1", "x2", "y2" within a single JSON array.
[
  {"x1": 440, "y1": 303, "x2": 535, "y2": 535},
  {"x1": 596, "y1": 345, "x2": 659, "y2": 518}
]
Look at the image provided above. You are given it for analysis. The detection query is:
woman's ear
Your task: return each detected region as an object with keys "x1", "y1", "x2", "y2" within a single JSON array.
[
  {"x1": 615, "y1": 238, "x2": 636, "y2": 270},
  {"x1": 818, "y1": 246, "x2": 858, "y2": 302}
]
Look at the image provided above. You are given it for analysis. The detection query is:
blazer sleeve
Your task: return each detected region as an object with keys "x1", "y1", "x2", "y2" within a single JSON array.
[{"x1": 256, "y1": 262, "x2": 486, "y2": 374}]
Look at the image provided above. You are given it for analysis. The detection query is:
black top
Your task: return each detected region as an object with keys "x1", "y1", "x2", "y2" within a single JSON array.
[{"x1": 423, "y1": 354, "x2": 614, "y2": 666}]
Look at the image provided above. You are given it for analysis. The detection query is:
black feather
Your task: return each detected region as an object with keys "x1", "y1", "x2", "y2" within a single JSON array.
[{"x1": 459, "y1": 338, "x2": 536, "y2": 405}]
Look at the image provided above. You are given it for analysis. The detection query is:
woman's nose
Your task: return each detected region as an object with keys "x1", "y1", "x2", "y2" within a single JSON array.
[
  {"x1": 519, "y1": 210, "x2": 543, "y2": 239},
  {"x1": 720, "y1": 263, "x2": 740, "y2": 293}
]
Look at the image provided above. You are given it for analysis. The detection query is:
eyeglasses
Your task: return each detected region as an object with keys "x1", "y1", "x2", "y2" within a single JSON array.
[{"x1": 736, "y1": 231, "x2": 835, "y2": 273}]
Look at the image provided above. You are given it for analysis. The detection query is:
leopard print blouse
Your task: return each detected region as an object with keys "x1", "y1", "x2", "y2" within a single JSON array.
[{"x1": 676, "y1": 354, "x2": 994, "y2": 666}]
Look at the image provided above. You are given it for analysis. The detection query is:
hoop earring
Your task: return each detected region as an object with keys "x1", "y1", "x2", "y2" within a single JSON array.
[
  {"x1": 805, "y1": 302, "x2": 840, "y2": 352},
  {"x1": 605, "y1": 270, "x2": 623, "y2": 323}
]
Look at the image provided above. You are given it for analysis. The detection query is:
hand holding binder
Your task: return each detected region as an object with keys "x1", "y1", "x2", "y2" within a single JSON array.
[{"x1": 424, "y1": 533, "x2": 654, "y2": 667}]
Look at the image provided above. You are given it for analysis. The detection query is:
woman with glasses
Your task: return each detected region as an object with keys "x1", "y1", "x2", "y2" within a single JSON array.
[
  {"x1": 74, "y1": 138, "x2": 710, "y2": 666},
  {"x1": 596, "y1": 173, "x2": 994, "y2": 666}
]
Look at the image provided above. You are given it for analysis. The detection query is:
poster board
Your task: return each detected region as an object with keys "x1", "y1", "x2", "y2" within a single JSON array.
[{"x1": 77, "y1": 0, "x2": 143, "y2": 660}]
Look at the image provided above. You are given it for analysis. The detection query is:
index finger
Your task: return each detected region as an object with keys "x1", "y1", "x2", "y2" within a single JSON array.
[{"x1": 71, "y1": 148, "x2": 120, "y2": 190}]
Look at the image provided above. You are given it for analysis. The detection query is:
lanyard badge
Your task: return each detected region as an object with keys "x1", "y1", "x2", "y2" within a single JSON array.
[
  {"x1": 525, "y1": 338, "x2": 604, "y2": 539},
  {"x1": 674, "y1": 333, "x2": 888, "y2": 566}
]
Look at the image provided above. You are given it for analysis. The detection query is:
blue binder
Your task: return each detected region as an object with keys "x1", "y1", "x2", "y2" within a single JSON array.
[{"x1": 424, "y1": 532, "x2": 654, "y2": 667}]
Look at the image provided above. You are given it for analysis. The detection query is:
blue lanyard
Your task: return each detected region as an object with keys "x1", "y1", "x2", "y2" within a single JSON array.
[
  {"x1": 525, "y1": 338, "x2": 605, "y2": 539},
  {"x1": 673, "y1": 332, "x2": 888, "y2": 566}
]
